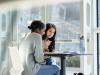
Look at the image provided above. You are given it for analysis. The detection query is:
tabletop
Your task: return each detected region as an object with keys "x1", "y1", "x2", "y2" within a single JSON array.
[{"x1": 44, "y1": 52, "x2": 93, "y2": 57}]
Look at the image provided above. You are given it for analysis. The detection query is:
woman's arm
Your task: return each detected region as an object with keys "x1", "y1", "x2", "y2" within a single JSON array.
[
  {"x1": 34, "y1": 35, "x2": 46, "y2": 64},
  {"x1": 52, "y1": 50, "x2": 58, "y2": 52},
  {"x1": 42, "y1": 46, "x2": 49, "y2": 53},
  {"x1": 45, "y1": 40, "x2": 52, "y2": 48}
]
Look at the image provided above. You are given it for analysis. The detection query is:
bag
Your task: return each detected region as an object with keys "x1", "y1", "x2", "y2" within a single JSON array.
[{"x1": 46, "y1": 57, "x2": 52, "y2": 65}]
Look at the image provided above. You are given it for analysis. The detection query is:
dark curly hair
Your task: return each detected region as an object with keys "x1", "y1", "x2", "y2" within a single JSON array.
[
  {"x1": 28, "y1": 20, "x2": 45, "y2": 32},
  {"x1": 42, "y1": 23, "x2": 56, "y2": 52}
]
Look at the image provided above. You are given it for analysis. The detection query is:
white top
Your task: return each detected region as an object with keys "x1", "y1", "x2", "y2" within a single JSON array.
[
  {"x1": 19, "y1": 32, "x2": 46, "y2": 75},
  {"x1": 42, "y1": 40, "x2": 48, "y2": 48}
]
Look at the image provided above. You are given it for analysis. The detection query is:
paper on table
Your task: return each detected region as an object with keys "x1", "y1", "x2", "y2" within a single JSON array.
[
  {"x1": 45, "y1": 51, "x2": 78, "y2": 54},
  {"x1": 63, "y1": 51, "x2": 78, "y2": 54},
  {"x1": 45, "y1": 52, "x2": 63, "y2": 54}
]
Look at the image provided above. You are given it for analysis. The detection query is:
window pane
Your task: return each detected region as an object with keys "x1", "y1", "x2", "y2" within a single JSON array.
[
  {"x1": 98, "y1": 0, "x2": 100, "y2": 27},
  {"x1": 1, "y1": 13, "x2": 7, "y2": 61},
  {"x1": 2, "y1": 14, "x2": 6, "y2": 32},
  {"x1": 52, "y1": 2, "x2": 80, "y2": 75},
  {"x1": 53, "y1": 2, "x2": 80, "y2": 40},
  {"x1": 17, "y1": 5, "x2": 41, "y2": 40},
  {"x1": 1, "y1": 37, "x2": 6, "y2": 61}
]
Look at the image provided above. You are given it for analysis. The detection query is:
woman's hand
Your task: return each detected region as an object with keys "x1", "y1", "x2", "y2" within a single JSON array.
[
  {"x1": 44, "y1": 56, "x2": 50, "y2": 59},
  {"x1": 45, "y1": 40, "x2": 52, "y2": 48},
  {"x1": 52, "y1": 50, "x2": 58, "y2": 52},
  {"x1": 42, "y1": 47, "x2": 49, "y2": 53}
]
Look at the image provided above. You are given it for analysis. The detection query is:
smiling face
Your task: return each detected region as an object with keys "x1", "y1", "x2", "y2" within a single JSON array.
[{"x1": 46, "y1": 27, "x2": 55, "y2": 38}]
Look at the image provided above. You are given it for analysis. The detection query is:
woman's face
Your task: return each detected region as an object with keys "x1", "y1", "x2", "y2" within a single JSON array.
[
  {"x1": 38, "y1": 27, "x2": 46, "y2": 36},
  {"x1": 46, "y1": 27, "x2": 55, "y2": 38}
]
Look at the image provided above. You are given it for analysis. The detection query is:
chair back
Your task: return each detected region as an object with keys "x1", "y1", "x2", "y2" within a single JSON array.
[{"x1": 8, "y1": 46, "x2": 23, "y2": 71}]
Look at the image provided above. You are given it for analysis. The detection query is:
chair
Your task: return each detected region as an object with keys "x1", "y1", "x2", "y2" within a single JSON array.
[{"x1": 8, "y1": 46, "x2": 24, "y2": 75}]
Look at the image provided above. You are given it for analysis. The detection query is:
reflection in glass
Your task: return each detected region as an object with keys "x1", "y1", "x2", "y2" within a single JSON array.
[
  {"x1": 1, "y1": 37, "x2": 6, "y2": 61},
  {"x1": 2, "y1": 13, "x2": 6, "y2": 32}
]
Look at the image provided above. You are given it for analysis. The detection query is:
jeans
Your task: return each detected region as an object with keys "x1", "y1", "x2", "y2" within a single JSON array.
[
  {"x1": 46, "y1": 58, "x2": 52, "y2": 65},
  {"x1": 35, "y1": 65, "x2": 60, "y2": 75}
]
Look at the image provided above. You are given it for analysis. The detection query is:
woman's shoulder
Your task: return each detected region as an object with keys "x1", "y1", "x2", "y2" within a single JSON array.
[
  {"x1": 28, "y1": 33, "x2": 42, "y2": 40},
  {"x1": 31, "y1": 32, "x2": 41, "y2": 37}
]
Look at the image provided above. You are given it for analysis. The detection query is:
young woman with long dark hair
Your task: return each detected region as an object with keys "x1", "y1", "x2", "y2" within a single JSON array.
[
  {"x1": 42, "y1": 23, "x2": 57, "y2": 65},
  {"x1": 42, "y1": 23, "x2": 56, "y2": 52}
]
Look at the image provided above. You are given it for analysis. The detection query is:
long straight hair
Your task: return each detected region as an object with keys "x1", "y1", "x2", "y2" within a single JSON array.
[{"x1": 42, "y1": 23, "x2": 56, "y2": 52}]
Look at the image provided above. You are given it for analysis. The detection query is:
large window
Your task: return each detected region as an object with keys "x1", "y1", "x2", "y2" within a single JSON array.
[
  {"x1": 17, "y1": 5, "x2": 41, "y2": 40},
  {"x1": 17, "y1": 1, "x2": 81, "y2": 75},
  {"x1": 52, "y1": 2, "x2": 80, "y2": 74}
]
